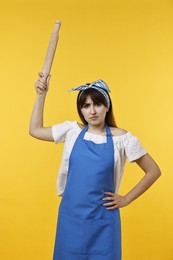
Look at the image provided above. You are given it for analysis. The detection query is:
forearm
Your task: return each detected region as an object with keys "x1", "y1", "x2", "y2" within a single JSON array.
[
  {"x1": 125, "y1": 170, "x2": 161, "y2": 204},
  {"x1": 29, "y1": 93, "x2": 47, "y2": 136},
  {"x1": 29, "y1": 74, "x2": 53, "y2": 141}
]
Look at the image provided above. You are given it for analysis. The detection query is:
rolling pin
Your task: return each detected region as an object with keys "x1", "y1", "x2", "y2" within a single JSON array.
[{"x1": 41, "y1": 20, "x2": 61, "y2": 79}]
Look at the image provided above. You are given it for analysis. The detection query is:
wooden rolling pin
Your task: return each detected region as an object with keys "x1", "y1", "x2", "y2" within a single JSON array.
[{"x1": 41, "y1": 20, "x2": 61, "y2": 79}]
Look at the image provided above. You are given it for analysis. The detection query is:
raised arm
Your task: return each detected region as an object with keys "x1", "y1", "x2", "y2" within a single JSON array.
[
  {"x1": 29, "y1": 21, "x2": 61, "y2": 141},
  {"x1": 29, "y1": 73, "x2": 53, "y2": 141}
]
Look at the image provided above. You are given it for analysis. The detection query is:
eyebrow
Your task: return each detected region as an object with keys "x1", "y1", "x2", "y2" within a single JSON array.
[{"x1": 82, "y1": 102, "x2": 91, "y2": 106}]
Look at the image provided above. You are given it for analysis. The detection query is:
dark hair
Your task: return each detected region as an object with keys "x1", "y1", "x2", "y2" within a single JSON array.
[{"x1": 77, "y1": 88, "x2": 117, "y2": 127}]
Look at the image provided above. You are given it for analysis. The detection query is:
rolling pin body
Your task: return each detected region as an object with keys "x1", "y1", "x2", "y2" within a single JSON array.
[{"x1": 41, "y1": 20, "x2": 61, "y2": 79}]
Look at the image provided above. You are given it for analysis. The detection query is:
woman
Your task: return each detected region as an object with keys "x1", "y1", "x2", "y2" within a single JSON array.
[{"x1": 29, "y1": 73, "x2": 161, "y2": 260}]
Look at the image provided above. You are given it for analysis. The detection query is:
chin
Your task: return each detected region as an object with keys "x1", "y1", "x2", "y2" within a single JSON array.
[{"x1": 89, "y1": 120, "x2": 104, "y2": 126}]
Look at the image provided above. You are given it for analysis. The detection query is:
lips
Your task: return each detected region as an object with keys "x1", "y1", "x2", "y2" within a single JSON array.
[{"x1": 90, "y1": 116, "x2": 98, "y2": 120}]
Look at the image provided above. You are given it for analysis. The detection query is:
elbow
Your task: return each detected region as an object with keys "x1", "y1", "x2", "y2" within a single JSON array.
[
  {"x1": 145, "y1": 165, "x2": 162, "y2": 181},
  {"x1": 29, "y1": 123, "x2": 34, "y2": 137},
  {"x1": 155, "y1": 163, "x2": 162, "y2": 178},
  {"x1": 29, "y1": 127, "x2": 37, "y2": 138},
  {"x1": 151, "y1": 166, "x2": 162, "y2": 181},
  {"x1": 29, "y1": 122, "x2": 41, "y2": 138},
  {"x1": 156, "y1": 168, "x2": 162, "y2": 178},
  {"x1": 29, "y1": 129, "x2": 35, "y2": 138}
]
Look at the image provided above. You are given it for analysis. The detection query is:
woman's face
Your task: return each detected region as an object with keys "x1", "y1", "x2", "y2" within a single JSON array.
[{"x1": 81, "y1": 95, "x2": 108, "y2": 126}]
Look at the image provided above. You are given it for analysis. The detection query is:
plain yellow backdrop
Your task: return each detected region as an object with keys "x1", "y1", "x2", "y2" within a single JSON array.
[{"x1": 0, "y1": 0, "x2": 172, "y2": 259}]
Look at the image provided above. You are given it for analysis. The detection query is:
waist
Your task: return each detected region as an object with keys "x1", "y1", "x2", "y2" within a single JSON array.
[{"x1": 60, "y1": 190, "x2": 115, "y2": 219}]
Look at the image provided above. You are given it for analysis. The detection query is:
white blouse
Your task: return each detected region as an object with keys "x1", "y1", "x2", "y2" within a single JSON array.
[{"x1": 52, "y1": 121, "x2": 147, "y2": 196}]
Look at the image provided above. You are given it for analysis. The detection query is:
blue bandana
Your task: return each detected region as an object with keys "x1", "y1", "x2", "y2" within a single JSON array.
[{"x1": 68, "y1": 79, "x2": 111, "y2": 109}]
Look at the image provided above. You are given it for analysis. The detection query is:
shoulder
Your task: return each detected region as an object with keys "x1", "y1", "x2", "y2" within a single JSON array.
[
  {"x1": 110, "y1": 127, "x2": 128, "y2": 137},
  {"x1": 77, "y1": 122, "x2": 85, "y2": 130},
  {"x1": 52, "y1": 121, "x2": 80, "y2": 143}
]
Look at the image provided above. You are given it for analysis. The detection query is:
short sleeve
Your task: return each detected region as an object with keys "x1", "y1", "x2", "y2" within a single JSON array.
[
  {"x1": 52, "y1": 121, "x2": 77, "y2": 144},
  {"x1": 123, "y1": 133, "x2": 147, "y2": 162}
]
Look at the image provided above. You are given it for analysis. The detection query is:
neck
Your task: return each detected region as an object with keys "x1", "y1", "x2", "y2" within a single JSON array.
[{"x1": 87, "y1": 122, "x2": 106, "y2": 135}]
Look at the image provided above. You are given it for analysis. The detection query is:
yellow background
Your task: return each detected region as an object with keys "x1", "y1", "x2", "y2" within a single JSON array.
[{"x1": 0, "y1": 0, "x2": 172, "y2": 259}]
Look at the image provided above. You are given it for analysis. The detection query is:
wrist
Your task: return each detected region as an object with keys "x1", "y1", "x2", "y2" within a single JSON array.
[
  {"x1": 124, "y1": 195, "x2": 132, "y2": 205},
  {"x1": 36, "y1": 92, "x2": 47, "y2": 98}
]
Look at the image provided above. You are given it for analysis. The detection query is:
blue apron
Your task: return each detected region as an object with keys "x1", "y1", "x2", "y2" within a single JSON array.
[{"x1": 53, "y1": 125, "x2": 121, "y2": 260}]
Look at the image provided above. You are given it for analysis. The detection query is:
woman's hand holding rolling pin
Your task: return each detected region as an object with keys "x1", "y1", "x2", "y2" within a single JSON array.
[{"x1": 34, "y1": 72, "x2": 51, "y2": 95}]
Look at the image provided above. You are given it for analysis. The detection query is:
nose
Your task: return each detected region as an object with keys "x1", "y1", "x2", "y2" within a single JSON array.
[{"x1": 90, "y1": 105, "x2": 96, "y2": 114}]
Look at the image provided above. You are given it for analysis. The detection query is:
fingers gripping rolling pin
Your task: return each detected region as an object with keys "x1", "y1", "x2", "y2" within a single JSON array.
[{"x1": 41, "y1": 20, "x2": 61, "y2": 80}]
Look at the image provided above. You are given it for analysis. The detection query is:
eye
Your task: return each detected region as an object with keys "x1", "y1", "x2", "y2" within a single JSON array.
[
  {"x1": 82, "y1": 103, "x2": 90, "y2": 109},
  {"x1": 94, "y1": 102, "x2": 102, "y2": 107}
]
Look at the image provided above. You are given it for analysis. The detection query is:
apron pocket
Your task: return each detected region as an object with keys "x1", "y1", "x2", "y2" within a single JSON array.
[
  {"x1": 58, "y1": 213, "x2": 114, "y2": 255},
  {"x1": 83, "y1": 218, "x2": 114, "y2": 255},
  {"x1": 58, "y1": 213, "x2": 85, "y2": 253}
]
